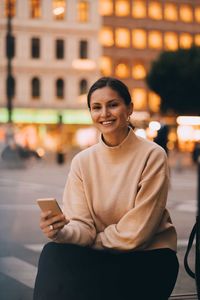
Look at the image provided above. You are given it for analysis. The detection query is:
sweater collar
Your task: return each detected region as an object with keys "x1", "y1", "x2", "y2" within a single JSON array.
[{"x1": 98, "y1": 127, "x2": 137, "y2": 162}]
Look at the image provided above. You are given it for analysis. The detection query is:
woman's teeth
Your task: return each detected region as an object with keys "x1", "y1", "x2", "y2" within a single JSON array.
[{"x1": 102, "y1": 121, "x2": 113, "y2": 125}]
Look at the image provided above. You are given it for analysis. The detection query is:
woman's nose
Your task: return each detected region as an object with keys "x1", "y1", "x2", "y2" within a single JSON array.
[{"x1": 101, "y1": 107, "x2": 110, "y2": 117}]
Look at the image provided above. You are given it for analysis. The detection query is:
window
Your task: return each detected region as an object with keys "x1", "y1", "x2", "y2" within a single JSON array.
[
  {"x1": 56, "y1": 79, "x2": 64, "y2": 99},
  {"x1": 79, "y1": 40, "x2": 88, "y2": 59},
  {"x1": 179, "y1": 33, "x2": 193, "y2": 49},
  {"x1": 195, "y1": 6, "x2": 200, "y2": 23},
  {"x1": 56, "y1": 39, "x2": 64, "y2": 59},
  {"x1": 132, "y1": 0, "x2": 146, "y2": 18},
  {"x1": 100, "y1": 56, "x2": 112, "y2": 76},
  {"x1": 53, "y1": 0, "x2": 65, "y2": 20},
  {"x1": 164, "y1": 32, "x2": 178, "y2": 50},
  {"x1": 148, "y1": 31, "x2": 162, "y2": 49},
  {"x1": 115, "y1": 63, "x2": 130, "y2": 78},
  {"x1": 132, "y1": 88, "x2": 147, "y2": 110},
  {"x1": 79, "y1": 79, "x2": 88, "y2": 95},
  {"x1": 31, "y1": 38, "x2": 40, "y2": 58},
  {"x1": 31, "y1": 77, "x2": 40, "y2": 98},
  {"x1": 77, "y1": 1, "x2": 89, "y2": 22},
  {"x1": 115, "y1": 28, "x2": 130, "y2": 48},
  {"x1": 100, "y1": 27, "x2": 114, "y2": 47},
  {"x1": 115, "y1": 0, "x2": 130, "y2": 17},
  {"x1": 132, "y1": 29, "x2": 147, "y2": 49},
  {"x1": 5, "y1": 0, "x2": 16, "y2": 17},
  {"x1": 132, "y1": 63, "x2": 146, "y2": 80},
  {"x1": 179, "y1": 4, "x2": 193, "y2": 23},
  {"x1": 30, "y1": 0, "x2": 41, "y2": 18},
  {"x1": 164, "y1": 3, "x2": 177, "y2": 21},
  {"x1": 148, "y1": 1, "x2": 162, "y2": 20},
  {"x1": 194, "y1": 34, "x2": 200, "y2": 46},
  {"x1": 148, "y1": 92, "x2": 160, "y2": 113},
  {"x1": 6, "y1": 35, "x2": 15, "y2": 58},
  {"x1": 99, "y1": 0, "x2": 113, "y2": 16}
]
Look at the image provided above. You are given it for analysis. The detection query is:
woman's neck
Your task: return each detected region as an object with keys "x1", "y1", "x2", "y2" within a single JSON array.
[{"x1": 102, "y1": 126, "x2": 130, "y2": 147}]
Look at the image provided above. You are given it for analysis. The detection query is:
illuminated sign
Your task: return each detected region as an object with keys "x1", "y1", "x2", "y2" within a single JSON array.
[
  {"x1": 177, "y1": 116, "x2": 200, "y2": 126},
  {"x1": 0, "y1": 108, "x2": 92, "y2": 124}
]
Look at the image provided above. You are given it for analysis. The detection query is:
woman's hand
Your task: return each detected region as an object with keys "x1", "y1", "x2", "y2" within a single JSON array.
[{"x1": 40, "y1": 211, "x2": 69, "y2": 240}]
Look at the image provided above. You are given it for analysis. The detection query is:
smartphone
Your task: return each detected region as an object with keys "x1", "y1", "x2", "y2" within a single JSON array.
[{"x1": 37, "y1": 198, "x2": 62, "y2": 216}]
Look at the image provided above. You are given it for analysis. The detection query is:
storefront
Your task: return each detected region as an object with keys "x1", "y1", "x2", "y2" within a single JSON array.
[{"x1": 0, "y1": 108, "x2": 98, "y2": 156}]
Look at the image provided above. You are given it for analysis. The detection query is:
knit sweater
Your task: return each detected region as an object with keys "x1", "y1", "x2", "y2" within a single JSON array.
[{"x1": 55, "y1": 128, "x2": 177, "y2": 252}]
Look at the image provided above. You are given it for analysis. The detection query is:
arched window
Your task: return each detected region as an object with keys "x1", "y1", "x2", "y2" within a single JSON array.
[
  {"x1": 31, "y1": 77, "x2": 40, "y2": 98},
  {"x1": 79, "y1": 40, "x2": 88, "y2": 58},
  {"x1": 79, "y1": 79, "x2": 88, "y2": 95},
  {"x1": 30, "y1": 0, "x2": 41, "y2": 18},
  {"x1": 115, "y1": 63, "x2": 130, "y2": 78},
  {"x1": 53, "y1": 0, "x2": 65, "y2": 20},
  {"x1": 77, "y1": 1, "x2": 89, "y2": 22},
  {"x1": 56, "y1": 79, "x2": 64, "y2": 99},
  {"x1": 99, "y1": 0, "x2": 113, "y2": 16},
  {"x1": 100, "y1": 27, "x2": 114, "y2": 47},
  {"x1": 100, "y1": 56, "x2": 112, "y2": 76},
  {"x1": 115, "y1": 28, "x2": 130, "y2": 48}
]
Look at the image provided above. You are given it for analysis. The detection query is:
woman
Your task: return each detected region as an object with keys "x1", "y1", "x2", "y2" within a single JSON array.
[{"x1": 34, "y1": 77, "x2": 179, "y2": 300}]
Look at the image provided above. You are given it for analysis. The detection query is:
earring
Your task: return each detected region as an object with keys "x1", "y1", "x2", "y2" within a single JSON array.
[{"x1": 127, "y1": 116, "x2": 130, "y2": 123}]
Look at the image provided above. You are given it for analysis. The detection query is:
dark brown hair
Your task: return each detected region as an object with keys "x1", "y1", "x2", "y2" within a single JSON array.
[{"x1": 87, "y1": 77, "x2": 132, "y2": 109}]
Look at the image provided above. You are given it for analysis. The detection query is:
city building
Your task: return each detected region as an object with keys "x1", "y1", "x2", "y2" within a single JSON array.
[
  {"x1": 0, "y1": 0, "x2": 101, "y2": 151},
  {"x1": 99, "y1": 0, "x2": 200, "y2": 151},
  {"x1": 99, "y1": 0, "x2": 200, "y2": 114},
  {"x1": 0, "y1": 0, "x2": 200, "y2": 153}
]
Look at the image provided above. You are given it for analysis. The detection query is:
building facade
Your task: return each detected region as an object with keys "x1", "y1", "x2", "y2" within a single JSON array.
[
  {"x1": 0, "y1": 0, "x2": 101, "y2": 151},
  {"x1": 99, "y1": 0, "x2": 200, "y2": 115},
  {"x1": 0, "y1": 0, "x2": 200, "y2": 152}
]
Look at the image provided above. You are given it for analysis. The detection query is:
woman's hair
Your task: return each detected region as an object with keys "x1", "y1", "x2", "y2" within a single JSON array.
[{"x1": 87, "y1": 77, "x2": 132, "y2": 109}]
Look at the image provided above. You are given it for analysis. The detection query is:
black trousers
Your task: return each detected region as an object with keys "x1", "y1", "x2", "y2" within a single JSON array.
[{"x1": 33, "y1": 242, "x2": 179, "y2": 300}]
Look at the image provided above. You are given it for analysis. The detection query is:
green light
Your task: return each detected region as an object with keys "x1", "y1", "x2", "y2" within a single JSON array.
[
  {"x1": 0, "y1": 108, "x2": 8, "y2": 122},
  {"x1": 0, "y1": 108, "x2": 92, "y2": 124}
]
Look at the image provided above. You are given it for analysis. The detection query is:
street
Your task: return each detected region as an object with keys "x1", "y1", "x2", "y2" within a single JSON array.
[{"x1": 0, "y1": 154, "x2": 198, "y2": 299}]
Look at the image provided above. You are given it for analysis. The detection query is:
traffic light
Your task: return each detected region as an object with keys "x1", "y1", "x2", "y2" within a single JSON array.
[
  {"x1": 6, "y1": 75, "x2": 14, "y2": 98},
  {"x1": 6, "y1": 34, "x2": 15, "y2": 59}
]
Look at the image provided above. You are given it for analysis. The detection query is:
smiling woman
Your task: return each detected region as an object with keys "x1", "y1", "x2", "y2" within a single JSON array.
[
  {"x1": 34, "y1": 77, "x2": 179, "y2": 300},
  {"x1": 89, "y1": 84, "x2": 133, "y2": 146}
]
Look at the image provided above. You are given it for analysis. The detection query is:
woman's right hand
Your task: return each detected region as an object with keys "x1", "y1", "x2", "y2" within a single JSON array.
[{"x1": 40, "y1": 211, "x2": 69, "y2": 240}]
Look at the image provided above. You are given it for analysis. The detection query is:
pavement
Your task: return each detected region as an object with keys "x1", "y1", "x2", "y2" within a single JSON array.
[{"x1": 0, "y1": 151, "x2": 199, "y2": 299}]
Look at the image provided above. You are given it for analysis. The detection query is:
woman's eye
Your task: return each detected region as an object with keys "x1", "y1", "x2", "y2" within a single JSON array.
[
  {"x1": 110, "y1": 103, "x2": 118, "y2": 108},
  {"x1": 92, "y1": 106, "x2": 101, "y2": 110}
]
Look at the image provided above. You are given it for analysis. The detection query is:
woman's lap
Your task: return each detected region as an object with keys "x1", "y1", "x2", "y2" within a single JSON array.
[{"x1": 33, "y1": 242, "x2": 179, "y2": 300}]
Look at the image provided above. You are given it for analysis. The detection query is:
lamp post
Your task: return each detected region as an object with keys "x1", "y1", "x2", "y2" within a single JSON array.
[{"x1": 6, "y1": 0, "x2": 14, "y2": 123}]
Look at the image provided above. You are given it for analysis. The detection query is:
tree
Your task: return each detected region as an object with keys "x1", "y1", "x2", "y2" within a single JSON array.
[{"x1": 146, "y1": 47, "x2": 200, "y2": 115}]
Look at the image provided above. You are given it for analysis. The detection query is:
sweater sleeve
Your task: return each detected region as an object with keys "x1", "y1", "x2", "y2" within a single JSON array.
[
  {"x1": 97, "y1": 147, "x2": 170, "y2": 251},
  {"x1": 54, "y1": 156, "x2": 96, "y2": 246}
]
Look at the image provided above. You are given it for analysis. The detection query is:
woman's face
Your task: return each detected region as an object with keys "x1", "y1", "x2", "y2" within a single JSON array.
[{"x1": 90, "y1": 86, "x2": 133, "y2": 137}]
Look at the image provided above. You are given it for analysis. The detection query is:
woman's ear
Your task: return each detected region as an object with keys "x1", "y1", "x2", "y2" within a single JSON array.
[{"x1": 128, "y1": 102, "x2": 133, "y2": 115}]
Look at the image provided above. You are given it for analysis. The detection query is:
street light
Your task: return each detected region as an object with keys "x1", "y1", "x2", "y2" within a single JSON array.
[{"x1": 6, "y1": 0, "x2": 14, "y2": 123}]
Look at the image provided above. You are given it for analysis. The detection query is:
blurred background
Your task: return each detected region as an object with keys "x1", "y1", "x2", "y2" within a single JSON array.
[{"x1": 0, "y1": 0, "x2": 200, "y2": 299}]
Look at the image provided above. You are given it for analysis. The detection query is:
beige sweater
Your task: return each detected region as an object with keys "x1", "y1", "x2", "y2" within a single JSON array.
[{"x1": 55, "y1": 128, "x2": 177, "y2": 252}]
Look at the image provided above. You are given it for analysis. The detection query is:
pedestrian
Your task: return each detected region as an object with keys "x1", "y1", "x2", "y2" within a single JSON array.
[
  {"x1": 154, "y1": 123, "x2": 169, "y2": 155},
  {"x1": 34, "y1": 77, "x2": 179, "y2": 300},
  {"x1": 192, "y1": 142, "x2": 200, "y2": 164}
]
